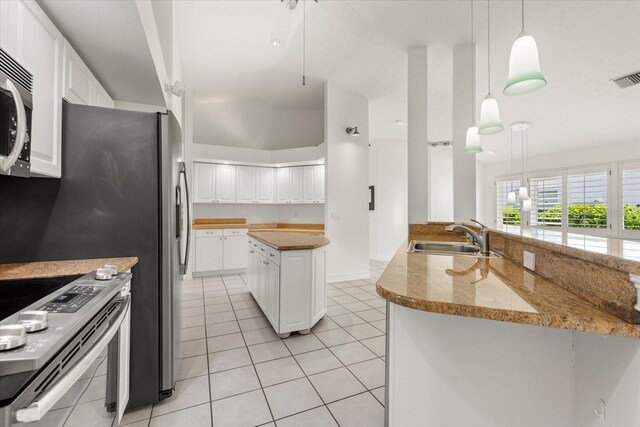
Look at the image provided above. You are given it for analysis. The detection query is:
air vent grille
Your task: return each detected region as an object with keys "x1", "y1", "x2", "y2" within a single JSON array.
[
  {"x1": 611, "y1": 71, "x2": 640, "y2": 89},
  {"x1": 0, "y1": 48, "x2": 33, "y2": 94}
]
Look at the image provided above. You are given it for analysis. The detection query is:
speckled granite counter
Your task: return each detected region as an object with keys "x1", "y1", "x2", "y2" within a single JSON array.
[
  {"x1": 376, "y1": 234, "x2": 640, "y2": 338},
  {"x1": 0, "y1": 257, "x2": 139, "y2": 281},
  {"x1": 248, "y1": 231, "x2": 329, "y2": 251}
]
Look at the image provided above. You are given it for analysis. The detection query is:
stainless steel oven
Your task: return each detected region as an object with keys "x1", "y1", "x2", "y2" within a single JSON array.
[
  {"x1": 0, "y1": 47, "x2": 33, "y2": 178},
  {"x1": 0, "y1": 272, "x2": 132, "y2": 427}
]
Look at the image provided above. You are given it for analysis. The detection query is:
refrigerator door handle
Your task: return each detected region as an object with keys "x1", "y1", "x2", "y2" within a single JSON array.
[
  {"x1": 178, "y1": 162, "x2": 191, "y2": 275},
  {"x1": 175, "y1": 185, "x2": 181, "y2": 239}
]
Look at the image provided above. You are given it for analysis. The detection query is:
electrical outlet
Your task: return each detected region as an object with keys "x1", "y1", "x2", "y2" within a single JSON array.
[
  {"x1": 523, "y1": 251, "x2": 536, "y2": 271},
  {"x1": 331, "y1": 212, "x2": 341, "y2": 220}
]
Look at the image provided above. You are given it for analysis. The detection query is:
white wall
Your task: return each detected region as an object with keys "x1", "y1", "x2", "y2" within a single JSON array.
[
  {"x1": 325, "y1": 82, "x2": 370, "y2": 282},
  {"x1": 428, "y1": 145, "x2": 454, "y2": 222},
  {"x1": 369, "y1": 139, "x2": 408, "y2": 261},
  {"x1": 477, "y1": 140, "x2": 640, "y2": 226},
  {"x1": 194, "y1": 101, "x2": 324, "y2": 150}
]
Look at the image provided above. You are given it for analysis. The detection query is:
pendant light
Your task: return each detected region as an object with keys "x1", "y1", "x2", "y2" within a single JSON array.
[
  {"x1": 521, "y1": 198, "x2": 532, "y2": 212},
  {"x1": 478, "y1": 0, "x2": 504, "y2": 135},
  {"x1": 512, "y1": 121, "x2": 531, "y2": 202},
  {"x1": 464, "y1": 0, "x2": 482, "y2": 153},
  {"x1": 504, "y1": 0, "x2": 547, "y2": 95},
  {"x1": 507, "y1": 127, "x2": 517, "y2": 205}
]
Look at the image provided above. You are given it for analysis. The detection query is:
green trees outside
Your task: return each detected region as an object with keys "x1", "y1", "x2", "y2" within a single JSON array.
[{"x1": 502, "y1": 204, "x2": 640, "y2": 229}]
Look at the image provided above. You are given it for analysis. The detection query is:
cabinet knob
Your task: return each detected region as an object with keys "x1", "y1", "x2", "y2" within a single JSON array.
[{"x1": 263, "y1": 260, "x2": 269, "y2": 265}]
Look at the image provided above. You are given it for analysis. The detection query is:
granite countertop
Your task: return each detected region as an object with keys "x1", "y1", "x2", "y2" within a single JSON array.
[
  {"x1": 376, "y1": 234, "x2": 640, "y2": 339},
  {"x1": 248, "y1": 231, "x2": 330, "y2": 251},
  {"x1": 0, "y1": 257, "x2": 139, "y2": 281}
]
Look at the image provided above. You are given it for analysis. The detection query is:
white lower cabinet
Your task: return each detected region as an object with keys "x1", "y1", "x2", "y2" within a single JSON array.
[
  {"x1": 194, "y1": 228, "x2": 248, "y2": 274},
  {"x1": 247, "y1": 240, "x2": 327, "y2": 337}
]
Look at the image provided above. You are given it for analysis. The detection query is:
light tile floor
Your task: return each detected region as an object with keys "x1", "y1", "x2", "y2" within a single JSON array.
[{"x1": 121, "y1": 260, "x2": 389, "y2": 427}]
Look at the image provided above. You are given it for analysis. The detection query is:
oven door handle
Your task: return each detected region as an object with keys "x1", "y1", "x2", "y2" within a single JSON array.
[
  {"x1": 0, "y1": 79, "x2": 28, "y2": 173},
  {"x1": 14, "y1": 296, "x2": 131, "y2": 423}
]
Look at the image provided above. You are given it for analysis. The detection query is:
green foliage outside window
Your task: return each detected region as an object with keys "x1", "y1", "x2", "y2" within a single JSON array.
[{"x1": 501, "y1": 203, "x2": 640, "y2": 230}]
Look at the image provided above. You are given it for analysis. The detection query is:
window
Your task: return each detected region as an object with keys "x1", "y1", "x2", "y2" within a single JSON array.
[
  {"x1": 530, "y1": 175, "x2": 562, "y2": 227},
  {"x1": 622, "y1": 166, "x2": 640, "y2": 232},
  {"x1": 496, "y1": 178, "x2": 520, "y2": 230},
  {"x1": 567, "y1": 171, "x2": 608, "y2": 230}
]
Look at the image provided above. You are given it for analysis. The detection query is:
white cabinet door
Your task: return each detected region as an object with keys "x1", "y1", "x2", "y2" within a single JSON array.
[
  {"x1": 289, "y1": 167, "x2": 304, "y2": 204},
  {"x1": 236, "y1": 166, "x2": 256, "y2": 204},
  {"x1": 314, "y1": 165, "x2": 325, "y2": 203},
  {"x1": 275, "y1": 168, "x2": 290, "y2": 203},
  {"x1": 265, "y1": 260, "x2": 280, "y2": 329},
  {"x1": 195, "y1": 236, "x2": 223, "y2": 272},
  {"x1": 193, "y1": 163, "x2": 215, "y2": 203},
  {"x1": 223, "y1": 236, "x2": 248, "y2": 269},
  {"x1": 14, "y1": 1, "x2": 64, "y2": 178},
  {"x1": 310, "y1": 248, "x2": 327, "y2": 325},
  {"x1": 257, "y1": 257, "x2": 269, "y2": 311},
  {"x1": 62, "y1": 40, "x2": 93, "y2": 105},
  {"x1": 247, "y1": 247, "x2": 257, "y2": 293},
  {"x1": 279, "y1": 251, "x2": 312, "y2": 332},
  {"x1": 215, "y1": 164, "x2": 236, "y2": 203},
  {"x1": 303, "y1": 165, "x2": 325, "y2": 204},
  {"x1": 303, "y1": 166, "x2": 315, "y2": 204},
  {"x1": 93, "y1": 81, "x2": 114, "y2": 108},
  {"x1": 255, "y1": 167, "x2": 274, "y2": 204}
]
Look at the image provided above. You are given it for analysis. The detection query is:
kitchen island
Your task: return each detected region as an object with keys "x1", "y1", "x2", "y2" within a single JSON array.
[
  {"x1": 378, "y1": 232, "x2": 640, "y2": 427},
  {"x1": 247, "y1": 231, "x2": 329, "y2": 338}
]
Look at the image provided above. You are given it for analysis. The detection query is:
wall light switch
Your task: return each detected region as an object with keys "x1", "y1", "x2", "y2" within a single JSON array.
[
  {"x1": 523, "y1": 251, "x2": 536, "y2": 271},
  {"x1": 331, "y1": 212, "x2": 341, "y2": 220}
]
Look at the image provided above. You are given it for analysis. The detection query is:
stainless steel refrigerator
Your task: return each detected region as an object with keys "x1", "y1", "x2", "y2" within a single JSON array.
[{"x1": 0, "y1": 103, "x2": 191, "y2": 409}]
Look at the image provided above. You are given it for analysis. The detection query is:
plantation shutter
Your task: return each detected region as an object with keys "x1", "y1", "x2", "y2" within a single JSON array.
[
  {"x1": 530, "y1": 175, "x2": 563, "y2": 227},
  {"x1": 622, "y1": 167, "x2": 640, "y2": 231},
  {"x1": 496, "y1": 179, "x2": 520, "y2": 228},
  {"x1": 566, "y1": 171, "x2": 608, "y2": 229}
]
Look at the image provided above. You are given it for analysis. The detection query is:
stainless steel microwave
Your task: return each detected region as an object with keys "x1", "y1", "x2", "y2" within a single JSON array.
[{"x1": 0, "y1": 47, "x2": 33, "y2": 178}]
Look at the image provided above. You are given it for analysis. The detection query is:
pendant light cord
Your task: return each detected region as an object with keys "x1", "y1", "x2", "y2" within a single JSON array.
[
  {"x1": 302, "y1": 0, "x2": 306, "y2": 86},
  {"x1": 521, "y1": 0, "x2": 525, "y2": 32},
  {"x1": 487, "y1": 0, "x2": 491, "y2": 94},
  {"x1": 521, "y1": 127, "x2": 525, "y2": 183},
  {"x1": 470, "y1": 0, "x2": 475, "y2": 125}
]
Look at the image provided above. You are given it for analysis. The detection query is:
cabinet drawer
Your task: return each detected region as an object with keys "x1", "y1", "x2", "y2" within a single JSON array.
[
  {"x1": 224, "y1": 228, "x2": 248, "y2": 237},
  {"x1": 257, "y1": 242, "x2": 269, "y2": 257},
  {"x1": 267, "y1": 248, "x2": 280, "y2": 265},
  {"x1": 196, "y1": 229, "x2": 224, "y2": 238}
]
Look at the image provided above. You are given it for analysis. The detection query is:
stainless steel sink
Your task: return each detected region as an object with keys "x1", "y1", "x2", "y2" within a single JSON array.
[{"x1": 407, "y1": 240, "x2": 501, "y2": 257}]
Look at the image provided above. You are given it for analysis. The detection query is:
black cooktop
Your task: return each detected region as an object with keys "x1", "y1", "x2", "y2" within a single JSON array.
[{"x1": 0, "y1": 275, "x2": 83, "y2": 320}]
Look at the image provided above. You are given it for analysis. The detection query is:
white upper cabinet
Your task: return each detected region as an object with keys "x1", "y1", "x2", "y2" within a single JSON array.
[
  {"x1": 275, "y1": 167, "x2": 303, "y2": 204},
  {"x1": 236, "y1": 166, "x2": 256, "y2": 204},
  {"x1": 63, "y1": 40, "x2": 114, "y2": 108},
  {"x1": 0, "y1": 1, "x2": 113, "y2": 178},
  {"x1": 93, "y1": 81, "x2": 115, "y2": 108},
  {"x1": 303, "y1": 165, "x2": 325, "y2": 204},
  {"x1": 62, "y1": 41, "x2": 92, "y2": 105},
  {"x1": 215, "y1": 164, "x2": 237, "y2": 203},
  {"x1": 255, "y1": 167, "x2": 274, "y2": 203},
  {"x1": 289, "y1": 167, "x2": 304, "y2": 203},
  {"x1": 2, "y1": 1, "x2": 64, "y2": 178},
  {"x1": 193, "y1": 162, "x2": 215, "y2": 203},
  {"x1": 275, "y1": 168, "x2": 290, "y2": 203},
  {"x1": 193, "y1": 162, "x2": 323, "y2": 205}
]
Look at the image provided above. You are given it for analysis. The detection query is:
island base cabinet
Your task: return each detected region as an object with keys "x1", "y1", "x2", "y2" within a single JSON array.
[
  {"x1": 387, "y1": 303, "x2": 640, "y2": 427},
  {"x1": 247, "y1": 243, "x2": 326, "y2": 337}
]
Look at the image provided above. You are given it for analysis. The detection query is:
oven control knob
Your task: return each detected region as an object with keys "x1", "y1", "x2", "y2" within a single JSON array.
[
  {"x1": 103, "y1": 264, "x2": 118, "y2": 275},
  {"x1": 95, "y1": 268, "x2": 113, "y2": 281},
  {"x1": 17, "y1": 311, "x2": 49, "y2": 333},
  {"x1": 0, "y1": 325, "x2": 27, "y2": 351}
]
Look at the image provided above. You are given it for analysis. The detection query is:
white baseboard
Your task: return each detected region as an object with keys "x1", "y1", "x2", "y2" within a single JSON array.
[
  {"x1": 328, "y1": 271, "x2": 371, "y2": 283},
  {"x1": 193, "y1": 268, "x2": 247, "y2": 278}
]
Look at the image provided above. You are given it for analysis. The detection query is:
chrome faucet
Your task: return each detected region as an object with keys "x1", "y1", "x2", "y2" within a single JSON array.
[{"x1": 446, "y1": 219, "x2": 490, "y2": 256}]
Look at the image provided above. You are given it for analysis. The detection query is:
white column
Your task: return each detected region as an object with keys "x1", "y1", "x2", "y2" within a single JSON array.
[
  {"x1": 452, "y1": 44, "x2": 477, "y2": 223},
  {"x1": 408, "y1": 46, "x2": 429, "y2": 225}
]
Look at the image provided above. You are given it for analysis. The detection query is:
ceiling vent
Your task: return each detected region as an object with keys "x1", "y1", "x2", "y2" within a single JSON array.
[{"x1": 611, "y1": 71, "x2": 640, "y2": 89}]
